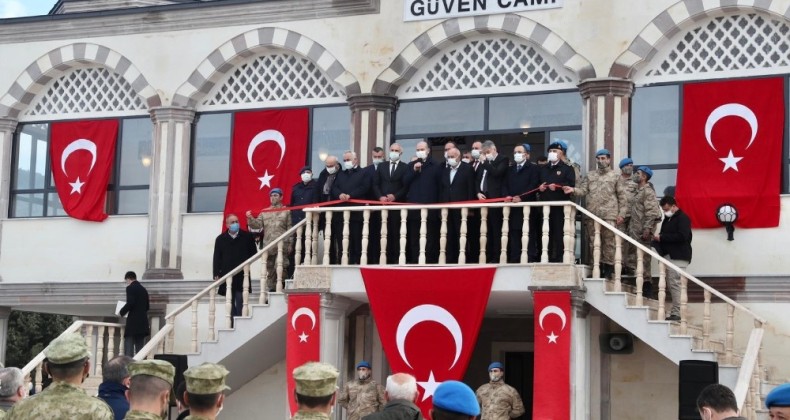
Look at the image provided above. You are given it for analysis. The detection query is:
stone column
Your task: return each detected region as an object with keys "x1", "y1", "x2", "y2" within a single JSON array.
[
  {"x1": 0, "y1": 118, "x2": 18, "y2": 283},
  {"x1": 570, "y1": 288, "x2": 591, "y2": 420},
  {"x1": 0, "y1": 307, "x2": 10, "y2": 365},
  {"x1": 320, "y1": 293, "x2": 351, "y2": 375},
  {"x1": 578, "y1": 78, "x2": 634, "y2": 168},
  {"x1": 143, "y1": 107, "x2": 196, "y2": 280},
  {"x1": 347, "y1": 94, "x2": 397, "y2": 166}
]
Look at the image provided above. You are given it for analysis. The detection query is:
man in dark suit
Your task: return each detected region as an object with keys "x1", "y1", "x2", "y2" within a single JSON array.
[
  {"x1": 466, "y1": 140, "x2": 484, "y2": 263},
  {"x1": 316, "y1": 156, "x2": 340, "y2": 263},
  {"x1": 332, "y1": 151, "x2": 372, "y2": 264},
  {"x1": 119, "y1": 271, "x2": 149, "y2": 355},
  {"x1": 374, "y1": 143, "x2": 410, "y2": 263},
  {"x1": 539, "y1": 141, "x2": 576, "y2": 262},
  {"x1": 403, "y1": 140, "x2": 442, "y2": 264},
  {"x1": 477, "y1": 140, "x2": 509, "y2": 263},
  {"x1": 505, "y1": 144, "x2": 542, "y2": 263},
  {"x1": 364, "y1": 147, "x2": 385, "y2": 262},
  {"x1": 212, "y1": 214, "x2": 258, "y2": 320},
  {"x1": 290, "y1": 166, "x2": 318, "y2": 272},
  {"x1": 440, "y1": 147, "x2": 476, "y2": 264}
]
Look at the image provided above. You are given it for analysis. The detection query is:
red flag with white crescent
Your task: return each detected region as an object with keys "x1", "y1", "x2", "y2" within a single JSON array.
[
  {"x1": 533, "y1": 291, "x2": 571, "y2": 420},
  {"x1": 361, "y1": 267, "x2": 495, "y2": 419},
  {"x1": 676, "y1": 78, "x2": 784, "y2": 228},
  {"x1": 50, "y1": 119, "x2": 118, "y2": 222},
  {"x1": 286, "y1": 293, "x2": 321, "y2": 416},
  {"x1": 223, "y1": 108, "x2": 308, "y2": 230}
]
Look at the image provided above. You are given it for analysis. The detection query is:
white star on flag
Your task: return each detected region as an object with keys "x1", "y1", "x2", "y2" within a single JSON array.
[
  {"x1": 719, "y1": 149, "x2": 743, "y2": 172},
  {"x1": 69, "y1": 177, "x2": 85, "y2": 194},
  {"x1": 298, "y1": 332, "x2": 309, "y2": 343},
  {"x1": 417, "y1": 371, "x2": 442, "y2": 401},
  {"x1": 258, "y1": 170, "x2": 274, "y2": 189},
  {"x1": 547, "y1": 331, "x2": 559, "y2": 344}
]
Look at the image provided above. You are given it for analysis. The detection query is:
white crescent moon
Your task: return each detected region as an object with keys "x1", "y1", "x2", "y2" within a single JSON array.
[
  {"x1": 538, "y1": 305, "x2": 567, "y2": 332},
  {"x1": 704, "y1": 103, "x2": 758, "y2": 152},
  {"x1": 61, "y1": 139, "x2": 97, "y2": 176},
  {"x1": 396, "y1": 304, "x2": 463, "y2": 370},
  {"x1": 247, "y1": 129, "x2": 286, "y2": 172},
  {"x1": 291, "y1": 307, "x2": 316, "y2": 331}
]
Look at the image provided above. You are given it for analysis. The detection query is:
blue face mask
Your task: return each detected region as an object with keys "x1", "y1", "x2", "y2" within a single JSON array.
[{"x1": 229, "y1": 222, "x2": 240, "y2": 233}]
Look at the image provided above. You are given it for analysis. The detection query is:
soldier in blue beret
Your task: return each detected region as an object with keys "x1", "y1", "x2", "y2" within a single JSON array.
[
  {"x1": 430, "y1": 381, "x2": 479, "y2": 420},
  {"x1": 766, "y1": 382, "x2": 790, "y2": 419}
]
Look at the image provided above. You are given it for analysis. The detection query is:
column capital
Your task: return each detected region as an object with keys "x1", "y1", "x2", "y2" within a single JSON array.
[
  {"x1": 347, "y1": 94, "x2": 398, "y2": 112},
  {"x1": 0, "y1": 117, "x2": 18, "y2": 133},
  {"x1": 149, "y1": 106, "x2": 196, "y2": 125},
  {"x1": 570, "y1": 288, "x2": 590, "y2": 319},
  {"x1": 578, "y1": 77, "x2": 634, "y2": 100}
]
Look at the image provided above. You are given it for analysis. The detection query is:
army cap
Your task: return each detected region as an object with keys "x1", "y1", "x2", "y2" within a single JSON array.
[
  {"x1": 184, "y1": 362, "x2": 231, "y2": 395},
  {"x1": 293, "y1": 362, "x2": 339, "y2": 397},
  {"x1": 44, "y1": 333, "x2": 91, "y2": 364},
  {"x1": 128, "y1": 360, "x2": 175, "y2": 386}
]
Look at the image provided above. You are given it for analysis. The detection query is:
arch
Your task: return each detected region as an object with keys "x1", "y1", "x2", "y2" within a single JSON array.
[
  {"x1": 0, "y1": 43, "x2": 162, "y2": 119},
  {"x1": 609, "y1": 0, "x2": 790, "y2": 78},
  {"x1": 172, "y1": 27, "x2": 361, "y2": 108},
  {"x1": 372, "y1": 13, "x2": 596, "y2": 96}
]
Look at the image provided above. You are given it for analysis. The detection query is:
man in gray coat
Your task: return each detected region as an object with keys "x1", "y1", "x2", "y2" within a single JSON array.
[{"x1": 362, "y1": 373, "x2": 423, "y2": 420}]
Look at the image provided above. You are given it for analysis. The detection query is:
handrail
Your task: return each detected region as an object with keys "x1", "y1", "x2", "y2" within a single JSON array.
[{"x1": 21, "y1": 320, "x2": 124, "y2": 375}]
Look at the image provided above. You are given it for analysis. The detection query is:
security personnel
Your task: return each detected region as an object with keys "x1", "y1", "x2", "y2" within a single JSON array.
[
  {"x1": 564, "y1": 149, "x2": 628, "y2": 278},
  {"x1": 292, "y1": 362, "x2": 340, "y2": 420},
  {"x1": 475, "y1": 362, "x2": 525, "y2": 420},
  {"x1": 618, "y1": 157, "x2": 638, "y2": 275},
  {"x1": 766, "y1": 382, "x2": 790, "y2": 419},
  {"x1": 182, "y1": 363, "x2": 231, "y2": 420},
  {"x1": 338, "y1": 361, "x2": 385, "y2": 420},
  {"x1": 124, "y1": 359, "x2": 175, "y2": 419},
  {"x1": 539, "y1": 141, "x2": 575, "y2": 262},
  {"x1": 628, "y1": 166, "x2": 662, "y2": 287},
  {"x1": 430, "y1": 381, "x2": 480, "y2": 420},
  {"x1": 6, "y1": 333, "x2": 113, "y2": 420},
  {"x1": 247, "y1": 187, "x2": 292, "y2": 292}
]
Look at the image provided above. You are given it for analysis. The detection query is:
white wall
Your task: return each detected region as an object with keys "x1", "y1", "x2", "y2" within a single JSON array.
[{"x1": 219, "y1": 358, "x2": 288, "y2": 419}]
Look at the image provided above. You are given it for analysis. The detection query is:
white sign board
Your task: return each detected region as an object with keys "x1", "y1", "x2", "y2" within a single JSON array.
[{"x1": 404, "y1": 0, "x2": 563, "y2": 22}]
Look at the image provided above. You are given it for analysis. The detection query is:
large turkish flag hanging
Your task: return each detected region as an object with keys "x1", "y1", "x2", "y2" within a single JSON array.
[
  {"x1": 223, "y1": 109, "x2": 309, "y2": 230},
  {"x1": 50, "y1": 119, "x2": 118, "y2": 222},
  {"x1": 286, "y1": 293, "x2": 321, "y2": 416},
  {"x1": 676, "y1": 78, "x2": 784, "y2": 228},
  {"x1": 533, "y1": 291, "x2": 571, "y2": 420},
  {"x1": 361, "y1": 267, "x2": 495, "y2": 419}
]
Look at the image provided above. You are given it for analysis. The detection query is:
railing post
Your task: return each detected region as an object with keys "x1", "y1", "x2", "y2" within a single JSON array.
[
  {"x1": 459, "y1": 207, "x2": 468, "y2": 264},
  {"x1": 569, "y1": 206, "x2": 577, "y2": 262},
  {"x1": 166, "y1": 317, "x2": 175, "y2": 354},
  {"x1": 242, "y1": 264, "x2": 250, "y2": 317},
  {"x1": 225, "y1": 277, "x2": 233, "y2": 329},
  {"x1": 260, "y1": 250, "x2": 270, "y2": 302},
  {"x1": 657, "y1": 263, "x2": 667, "y2": 321},
  {"x1": 399, "y1": 209, "x2": 408, "y2": 265},
  {"x1": 311, "y1": 213, "x2": 320, "y2": 265},
  {"x1": 479, "y1": 207, "x2": 488, "y2": 263},
  {"x1": 380, "y1": 209, "x2": 388, "y2": 265},
  {"x1": 361, "y1": 209, "x2": 370, "y2": 265},
  {"x1": 520, "y1": 205, "x2": 530, "y2": 264},
  {"x1": 323, "y1": 211, "x2": 333, "y2": 265},
  {"x1": 592, "y1": 222, "x2": 601, "y2": 278},
  {"x1": 107, "y1": 326, "x2": 116, "y2": 361},
  {"x1": 191, "y1": 300, "x2": 199, "y2": 353},
  {"x1": 96, "y1": 325, "x2": 105, "y2": 375},
  {"x1": 541, "y1": 205, "x2": 550, "y2": 263},
  {"x1": 341, "y1": 210, "x2": 351, "y2": 265},
  {"x1": 500, "y1": 206, "x2": 510, "y2": 264},
  {"x1": 209, "y1": 287, "x2": 217, "y2": 341},
  {"x1": 295, "y1": 224, "x2": 304, "y2": 269},
  {"x1": 304, "y1": 212, "x2": 313, "y2": 264},
  {"x1": 276, "y1": 241, "x2": 284, "y2": 293},
  {"x1": 680, "y1": 275, "x2": 689, "y2": 335},
  {"x1": 635, "y1": 249, "x2": 644, "y2": 306},
  {"x1": 563, "y1": 204, "x2": 573, "y2": 263},
  {"x1": 726, "y1": 304, "x2": 735, "y2": 365},
  {"x1": 35, "y1": 363, "x2": 43, "y2": 393},
  {"x1": 439, "y1": 208, "x2": 448, "y2": 264},
  {"x1": 419, "y1": 208, "x2": 428, "y2": 264},
  {"x1": 614, "y1": 234, "x2": 622, "y2": 288}
]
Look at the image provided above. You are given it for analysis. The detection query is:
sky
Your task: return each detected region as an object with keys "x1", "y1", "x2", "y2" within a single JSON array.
[{"x1": 0, "y1": 0, "x2": 57, "y2": 18}]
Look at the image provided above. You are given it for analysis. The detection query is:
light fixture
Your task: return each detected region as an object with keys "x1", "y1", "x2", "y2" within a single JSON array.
[
  {"x1": 716, "y1": 204, "x2": 738, "y2": 241},
  {"x1": 138, "y1": 141, "x2": 152, "y2": 168},
  {"x1": 318, "y1": 151, "x2": 328, "y2": 162}
]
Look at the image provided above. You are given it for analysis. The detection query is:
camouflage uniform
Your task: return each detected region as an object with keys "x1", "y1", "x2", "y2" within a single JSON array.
[
  {"x1": 124, "y1": 410, "x2": 164, "y2": 419},
  {"x1": 292, "y1": 362, "x2": 339, "y2": 420},
  {"x1": 184, "y1": 416, "x2": 215, "y2": 420},
  {"x1": 182, "y1": 362, "x2": 231, "y2": 420},
  {"x1": 475, "y1": 381, "x2": 526, "y2": 420},
  {"x1": 124, "y1": 359, "x2": 175, "y2": 420},
  {"x1": 628, "y1": 183, "x2": 661, "y2": 278},
  {"x1": 572, "y1": 166, "x2": 628, "y2": 268},
  {"x1": 248, "y1": 204, "x2": 292, "y2": 291},
  {"x1": 5, "y1": 382, "x2": 113, "y2": 420},
  {"x1": 619, "y1": 175, "x2": 639, "y2": 271},
  {"x1": 292, "y1": 412, "x2": 331, "y2": 420},
  {"x1": 337, "y1": 378, "x2": 386, "y2": 420}
]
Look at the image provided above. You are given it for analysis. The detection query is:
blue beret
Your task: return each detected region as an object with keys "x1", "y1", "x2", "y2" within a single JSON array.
[
  {"x1": 548, "y1": 141, "x2": 567, "y2": 152},
  {"x1": 766, "y1": 383, "x2": 790, "y2": 408},
  {"x1": 596, "y1": 149, "x2": 610, "y2": 157},
  {"x1": 619, "y1": 157, "x2": 633, "y2": 169},
  {"x1": 637, "y1": 166, "x2": 653, "y2": 179},
  {"x1": 270, "y1": 188, "x2": 283, "y2": 196},
  {"x1": 356, "y1": 361, "x2": 371, "y2": 370},
  {"x1": 488, "y1": 362, "x2": 503, "y2": 371},
  {"x1": 522, "y1": 143, "x2": 531, "y2": 152},
  {"x1": 432, "y1": 381, "x2": 480, "y2": 416}
]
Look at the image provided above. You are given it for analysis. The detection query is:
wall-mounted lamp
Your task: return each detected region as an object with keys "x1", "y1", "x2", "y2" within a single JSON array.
[
  {"x1": 138, "y1": 141, "x2": 152, "y2": 168},
  {"x1": 716, "y1": 204, "x2": 738, "y2": 241},
  {"x1": 318, "y1": 151, "x2": 328, "y2": 162}
]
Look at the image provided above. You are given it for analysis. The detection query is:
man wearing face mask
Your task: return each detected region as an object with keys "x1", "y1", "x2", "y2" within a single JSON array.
[
  {"x1": 477, "y1": 140, "x2": 509, "y2": 263},
  {"x1": 123, "y1": 359, "x2": 175, "y2": 420},
  {"x1": 504, "y1": 143, "x2": 541, "y2": 263},
  {"x1": 337, "y1": 362, "x2": 385, "y2": 420},
  {"x1": 317, "y1": 156, "x2": 341, "y2": 263},
  {"x1": 0, "y1": 367, "x2": 29, "y2": 414},
  {"x1": 365, "y1": 147, "x2": 386, "y2": 259},
  {"x1": 442, "y1": 141, "x2": 458, "y2": 168},
  {"x1": 563, "y1": 149, "x2": 628, "y2": 278},
  {"x1": 653, "y1": 195, "x2": 692, "y2": 321},
  {"x1": 247, "y1": 188, "x2": 293, "y2": 293},
  {"x1": 466, "y1": 140, "x2": 485, "y2": 263},
  {"x1": 374, "y1": 143, "x2": 410, "y2": 263},
  {"x1": 475, "y1": 362, "x2": 525, "y2": 420},
  {"x1": 290, "y1": 167, "x2": 318, "y2": 272},
  {"x1": 404, "y1": 141, "x2": 442, "y2": 264},
  {"x1": 617, "y1": 158, "x2": 638, "y2": 275},
  {"x1": 538, "y1": 141, "x2": 576, "y2": 262},
  {"x1": 7, "y1": 334, "x2": 113, "y2": 419},
  {"x1": 332, "y1": 151, "x2": 372, "y2": 264},
  {"x1": 695, "y1": 384, "x2": 746, "y2": 420},
  {"x1": 627, "y1": 166, "x2": 662, "y2": 293},
  {"x1": 440, "y1": 147, "x2": 476, "y2": 263},
  {"x1": 182, "y1": 363, "x2": 231, "y2": 420},
  {"x1": 213, "y1": 214, "x2": 257, "y2": 319}
]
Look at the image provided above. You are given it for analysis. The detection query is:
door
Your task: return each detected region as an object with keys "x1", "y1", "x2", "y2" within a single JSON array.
[{"x1": 505, "y1": 351, "x2": 534, "y2": 420}]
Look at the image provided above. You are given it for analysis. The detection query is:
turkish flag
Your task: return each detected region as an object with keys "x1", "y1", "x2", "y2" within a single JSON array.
[
  {"x1": 676, "y1": 78, "x2": 784, "y2": 228},
  {"x1": 223, "y1": 109, "x2": 309, "y2": 230},
  {"x1": 533, "y1": 291, "x2": 571, "y2": 420},
  {"x1": 50, "y1": 119, "x2": 118, "y2": 222},
  {"x1": 361, "y1": 267, "x2": 495, "y2": 419},
  {"x1": 286, "y1": 293, "x2": 321, "y2": 416}
]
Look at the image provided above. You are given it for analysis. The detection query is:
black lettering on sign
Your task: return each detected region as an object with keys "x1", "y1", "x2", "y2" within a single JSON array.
[
  {"x1": 498, "y1": 0, "x2": 512, "y2": 7},
  {"x1": 475, "y1": 0, "x2": 487, "y2": 10},
  {"x1": 428, "y1": 0, "x2": 439, "y2": 14},
  {"x1": 458, "y1": 0, "x2": 470, "y2": 12},
  {"x1": 411, "y1": 0, "x2": 425, "y2": 16}
]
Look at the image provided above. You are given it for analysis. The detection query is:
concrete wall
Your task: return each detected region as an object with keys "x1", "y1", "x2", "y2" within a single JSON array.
[{"x1": 609, "y1": 340, "x2": 678, "y2": 420}]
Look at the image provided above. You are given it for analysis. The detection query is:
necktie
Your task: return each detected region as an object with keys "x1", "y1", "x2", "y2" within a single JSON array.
[
  {"x1": 480, "y1": 170, "x2": 488, "y2": 193},
  {"x1": 518, "y1": 164, "x2": 523, "y2": 172},
  {"x1": 391, "y1": 162, "x2": 396, "y2": 176}
]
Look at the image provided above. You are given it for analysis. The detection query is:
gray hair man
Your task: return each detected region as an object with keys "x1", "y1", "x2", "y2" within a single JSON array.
[
  {"x1": 362, "y1": 373, "x2": 423, "y2": 419},
  {"x1": 97, "y1": 355, "x2": 134, "y2": 419},
  {"x1": 0, "y1": 367, "x2": 28, "y2": 413}
]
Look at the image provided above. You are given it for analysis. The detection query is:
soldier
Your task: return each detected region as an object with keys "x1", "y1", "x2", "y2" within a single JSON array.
[
  {"x1": 628, "y1": 166, "x2": 662, "y2": 289},
  {"x1": 618, "y1": 157, "x2": 638, "y2": 275},
  {"x1": 538, "y1": 141, "x2": 575, "y2": 262},
  {"x1": 430, "y1": 381, "x2": 480, "y2": 420},
  {"x1": 6, "y1": 333, "x2": 113, "y2": 419},
  {"x1": 563, "y1": 149, "x2": 628, "y2": 278},
  {"x1": 292, "y1": 362, "x2": 339, "y2": 420},
  {"x1": 475, "y1": 362, "x2": 525, "y2": 420},
  {"x1": 766, "y1": 382, "x2": 790, "y2": 419},
  {"x1": 338, "y1": 361, "x2": 385, "y2": 420},
  {"x1": 182, "y1": 363, "x2": 231, "y2": 420},
  {"x1": 247, "y1": 187, "x2": 293, "y2": 292},
  {"x1": 124, "y1": 359, "x2": 175, "y2": 419}
]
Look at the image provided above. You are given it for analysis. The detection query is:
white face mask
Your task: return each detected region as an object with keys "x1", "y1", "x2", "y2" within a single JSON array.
[
  {"x1": 389, "y1": 151, "x2": 401, "y2": 161},
  {"x1": 513, "y1": 153, "x2": 524, "y2": 164},
  {"x1": 462, "y1": 158, "x2": 470, "y2": 164},
  {"x1": 447, "y1": 158, "x2": 458, "y2": 167},
  {"x1": 327, "y1": 166, "x2": 337, "y2": 175},
  {"x1": 471, "y1": 149, "x2": 481, "y2": 159},
  {"x1": 548, "y1": 151, "x2": 559, "y2": 162},
  {"x1": 664, "y1": 210, "x2": 675, "y2": 218},
  {"x1": 372, "y1": 158, "x2": 383, "y2": 165},
  {"x1": 444, "y1": 151, "x2": 449, "y2": 160},
  {"x1": 416, "y1": 150, "x2": 428, "y2": 160},
  {"x1": 301, "y1": 173, "x2": 312, "y2": 182},
  {"x1": 489, "y1": 372, "x2": 503, "y2": 382},
  {"x1": 485, "y1": 153, "x2": 494, "y2": 161},
  {"x1": 343, "y1": 161, "x2": 354, "y2": 170}
]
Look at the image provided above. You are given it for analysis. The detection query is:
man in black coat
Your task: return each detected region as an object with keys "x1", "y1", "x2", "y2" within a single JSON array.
[
  {"x1": 466, "y1": 140, "x2": 484, "y2": 263},
  {"x1": 654, "y1": 195, "x2": 692, "y2": 321},
  {"x1": 119, "y1": 271, "x2": 149, "y2": 355},
  {"x1": 212, "y1": 214, "x2": 257, "y2": 320},
  {"x1": 505, "y1": 143, "x2": 542, "y2": 263},
  {"x1": 365, "y1": 147, "x2": 386, "y2": 262},
  {"x1": 290, "y1": 166, "x2": 318, "y2": 272},
  {"x1": 332, "y1": 151, "x2": 372, "y2": 264},
  {"x1": 403, "y1": 141, "x2": 442, "y2": 264},
  {"x1": 374, "y1": 143, "x2": 410, "y2": 263},
  {"x1": 477, "y1": 140, "x2": 509, "y2": 263},
  {"x1": 316, "y1": 156, "x2": 341, "y2": 263},
  {"x1": 440, "y1": 147, "x2": 476, "y2": 264},
  {"x1": 539, "y1": 141, "x2": 576, "y2": 262}
]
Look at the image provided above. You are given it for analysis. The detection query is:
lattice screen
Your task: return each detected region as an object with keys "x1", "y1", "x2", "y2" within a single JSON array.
[
  {"x1": 403, "y1": 37, "x2": 575, "y2": 95},
  {"x1": 25, "y1": 67, "x2": 146, "y2": 116},
  {"x1": 203, "y1": 53, "x2": 344, "y2": 106},
  {"x1": 643, "y1": 14, "x2": 790, "y2": 78}
]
